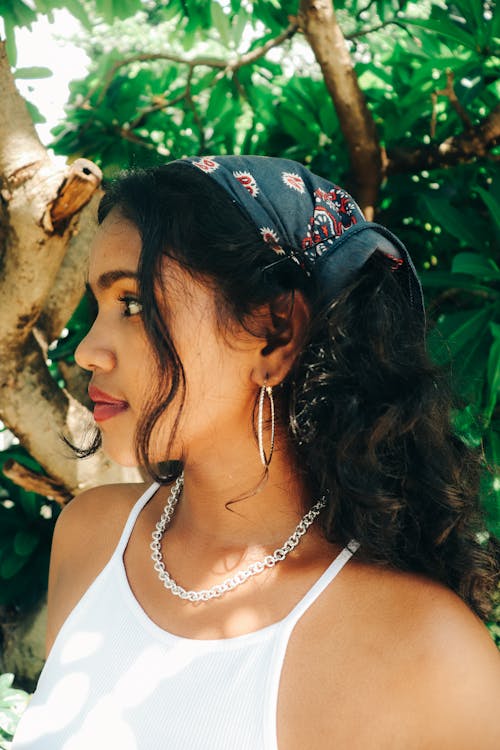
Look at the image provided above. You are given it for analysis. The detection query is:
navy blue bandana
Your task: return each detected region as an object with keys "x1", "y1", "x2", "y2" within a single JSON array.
[{"x1": 174, "y1": 155, "x2": 425, "y2": 327}]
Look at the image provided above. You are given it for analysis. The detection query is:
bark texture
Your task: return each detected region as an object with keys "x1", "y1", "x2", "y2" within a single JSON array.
[
  {"x1": 0, "y1": 41, "x2": 137, "y2": 494},
  {"x1": 299, "y1": 0, "x2": 382, "y2": 219}
]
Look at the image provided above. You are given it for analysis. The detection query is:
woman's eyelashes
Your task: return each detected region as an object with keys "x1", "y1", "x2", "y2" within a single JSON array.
[
  {"x1": 117, "y1": 295, "x2": 143, "y2": 317},
  {"x1": 84, "y1": 283, "x2": 142, "y2": 319}
]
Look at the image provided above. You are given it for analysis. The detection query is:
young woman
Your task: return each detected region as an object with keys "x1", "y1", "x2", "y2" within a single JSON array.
[{"x1": 13, "y1": 156, "x2": 500, "y2": 749}]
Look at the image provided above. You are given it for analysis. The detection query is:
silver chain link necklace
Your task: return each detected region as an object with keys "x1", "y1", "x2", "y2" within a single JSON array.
[{"x1": 150, "y1": 472, "x2": 327, "y2": 603}]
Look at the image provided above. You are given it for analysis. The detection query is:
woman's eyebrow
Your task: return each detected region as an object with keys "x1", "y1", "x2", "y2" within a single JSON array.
[{"x1": 86, "y1": 269, "x2": 139, "y2": 292}]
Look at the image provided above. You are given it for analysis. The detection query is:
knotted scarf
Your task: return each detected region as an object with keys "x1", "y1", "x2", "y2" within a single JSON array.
[{"x1": 174, "y1": 155, "x2": 425, "y2": 328}]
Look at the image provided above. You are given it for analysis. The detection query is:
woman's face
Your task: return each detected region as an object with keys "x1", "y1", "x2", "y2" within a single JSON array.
[{"x1": 75, "y1": 208, "x2": 261, "y2": 466}]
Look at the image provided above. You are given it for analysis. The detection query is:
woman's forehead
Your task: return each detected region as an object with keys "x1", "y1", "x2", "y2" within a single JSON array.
[{"x1": 89, "y1": 210, "x2": 142, "y2": 276}]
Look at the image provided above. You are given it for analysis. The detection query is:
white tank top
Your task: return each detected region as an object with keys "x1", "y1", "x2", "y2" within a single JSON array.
[{"x1": 12, "y1": 482, "x2": 359, "y2": 750}]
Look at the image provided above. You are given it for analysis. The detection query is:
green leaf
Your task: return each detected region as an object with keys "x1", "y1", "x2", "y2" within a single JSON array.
[
  {"x1": 206, "y1": 80, "x2": 232, "y2": 120},
  {"x1": 0, "y1": 553, "x2": 28, "y2": 579},
  {"x1": 448, "y1": 307, "x2": 494, "y2": 356},
  {"x1": 428, "y1": 306, "x2": 494, "y2": 364},
  {"x1": 13, "y1": 530, "x2": 38, "y2": 557},
  {"x1": 211, "y1": 1, "x2": 232, "y2": 47},
  {"x1": 14, "y1": 66, "x2": 53, "y2": 79},
  {"x1": 452, "y1": 404, "x2": 484, "y2": 448},
  {"x1": 451, "y1": 252, "x2": 500, "y2": 281},
  {"x1": 58, "y1": 0, "x2": 93, "y2": 30},
  {"x1": 0, "y1": 674, "x2": 14, "y2": 695},
  {"x1": 232, "y1": 7, "x2": 249, "y2": 47},
  {"x1": 16, "y1": 491, "x2": 41, "y2": 521},
  {"x1": 421, "y1": 195, "x2": 482, "y2": 250},
  {"x1": 317, "y1": 101, "x2": 338, "y2": 136},
  {"x1": 0, "y1": 0, "x2": 37, "y2": 28},
  {"x1": 24, "y1": 99, "x2": 46, "y2": 124},
  {"x1": 482, "y1": 427, "x2": 500, "y2": 536},
  {"x1": 419, "y1": 270, "x2": 496, "y2": 294},
  {"x1": 403, "y1": 16, "x2": 479, "y2": 52},
  {"x1": 485, "y1": 325, "x2": 500, "y2": 423},
  {"x1": 94, "y1": 0, "x2": 142, "y2": 24},
  {"x1": 475, "y1": 186, "x2": 500, "y2": 234},
  {"x1": 489, "y1": 0, "x2": 500, "y2": 44},
  {"x1": 2, "y1": 17, "x2": 17, "y2": 67}
]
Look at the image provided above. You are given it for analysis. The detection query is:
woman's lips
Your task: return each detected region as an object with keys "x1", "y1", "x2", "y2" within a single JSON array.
[
  {"x1": 92, "y1": 402, "x2": 129, "y2": 422},
  {"x1": 88, "y1": 385, "x2": 129, "y2": 423}
]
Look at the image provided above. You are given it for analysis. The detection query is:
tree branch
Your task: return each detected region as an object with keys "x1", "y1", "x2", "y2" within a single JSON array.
[
  {"x1": 37, "y1": 192, "x2": 102, "y2": 343},
  {"x1": 229, "y1": 21, "x2": 299, "y2": 71},
  {"x1": 84, "y1": 22, "x2": 299, "y2": 110},
  {"x1": 355, "y1": 0, "x2": 377, "y2": 20},
  {"x1": 0, "y1": 41, "x2": 139, "y2": 497},
  {"x1": 387, "y1": 104, "x2": 500, "y2": 174},
  {"x1": 345, "y1": 19, "x2": 400, "y2": 40},
  {"x1": 435, "y1": 70, "x2": 473, "y2": 132},
  {"x1": 0, "y1": 41, "x2": 48, "y2": 182},
  {"x1": 2, "y1": 460, "x2": 71, "y2": 506},
  {"x1": 115, "y1": 124, "x2": 171, "y2": 155},
  {"x1": 87, "y1": 54, "x2": 226, "y2": 107},
  {"x1": 299, "y1": 0, "x2": 382, "y2": 218},
  {"x1": 0, "y1": 47, "x2": 102, "y2": 351},
  {"x1": 128, "y1": 90, "x2": 188, "y2": 131},
  {"x1": 0, "y1": 333, "x2": 132, "y2": 493},
  {"x1": 42, "y1": 158, "x2": 102, "y2": 234}
]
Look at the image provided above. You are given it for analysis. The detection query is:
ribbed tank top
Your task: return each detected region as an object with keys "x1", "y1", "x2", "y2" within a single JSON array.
[{"x1": 13, "y1": 483, "x2": 359, "y2": 750}]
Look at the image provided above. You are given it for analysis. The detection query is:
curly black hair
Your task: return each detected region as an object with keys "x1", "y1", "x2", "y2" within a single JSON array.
[{"x1": 81, "y1": 162, "x2": 498, "y2": 621}]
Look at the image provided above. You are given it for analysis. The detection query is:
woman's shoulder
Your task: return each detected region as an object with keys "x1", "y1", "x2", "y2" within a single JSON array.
[
  {"x1": 307, "y1": 560, "x2": 500, "y2": 747},
  {"x1": 377, "y1": 566, "x2": 500, "y2": 747},
  {"x1": 45, "y1": 481, "x2": 154, "y2": 657},
  {"x1": 50, "y1": 479, "x2": 158, "y2": 583},
  {"x1": 55, "y1": 482, "x2": 151, "y2": 534}
]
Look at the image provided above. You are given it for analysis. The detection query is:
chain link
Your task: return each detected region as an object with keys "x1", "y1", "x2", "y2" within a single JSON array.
[{"x1": 150, "y1": 472, "x2": 327, "y2": 602}]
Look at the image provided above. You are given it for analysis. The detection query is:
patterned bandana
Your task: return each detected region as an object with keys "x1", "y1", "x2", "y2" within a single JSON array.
[{"x1": 174, "y1": 155, "x2": 425, "y2": 327}]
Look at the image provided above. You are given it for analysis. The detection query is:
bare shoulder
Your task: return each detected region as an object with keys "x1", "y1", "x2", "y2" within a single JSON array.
[
  {"x1": 55, "y1": 481, "x2": 149, "y2": 542},
  {"x1": 390, "y1": 571, "x2": 500, "y2": 749},
  {"x1": 332, "y1": 562, "x2": 500, "y2": 747},
  {"x1": 285, "y1": 559, "x2": 500, "y2": 749},
  {"x1": 45, "y1": 481, "x2": 151, "y2": 657}
]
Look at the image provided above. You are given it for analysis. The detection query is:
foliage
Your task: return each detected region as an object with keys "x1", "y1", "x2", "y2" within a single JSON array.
[
  {"x1": 0, "y1": 0, "x2": 499, "y2": 622},
  {"x1": 0, "y1": 673, "x2": 29, "y2": 749},
  {"x1": 0, "y1": 444, "x2": 59, "y2": 613}
]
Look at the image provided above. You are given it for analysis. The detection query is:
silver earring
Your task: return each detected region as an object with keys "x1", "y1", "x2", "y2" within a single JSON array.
[{"x1": 258, "y1": 381, "x2": 275, "y2": 468}]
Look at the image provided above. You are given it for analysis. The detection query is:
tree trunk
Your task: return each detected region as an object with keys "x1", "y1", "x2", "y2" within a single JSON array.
[
  {"x1": 0, "y1": 40, "x2": 140, "y2": 686},
  {"x1": 0, "y1": 40, "x2": 137, "y2": 494},
  {"x1": 299, "y1": 0, "x2": 382, "y2": 219}
]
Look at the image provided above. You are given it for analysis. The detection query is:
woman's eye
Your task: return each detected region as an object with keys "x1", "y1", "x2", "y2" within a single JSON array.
[{"x1": 118, "y1": 296, "x2": 143, "y2": 317}]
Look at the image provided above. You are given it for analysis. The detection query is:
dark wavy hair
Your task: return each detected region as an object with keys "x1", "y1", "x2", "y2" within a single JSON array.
[{"x1": 83, "y1": 162, "x2": 498, "y2": 620}]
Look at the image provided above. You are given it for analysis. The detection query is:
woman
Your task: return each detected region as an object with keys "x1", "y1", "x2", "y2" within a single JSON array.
[{"x1": 13, "y1": 156, "x2": 500, "y2": 749}]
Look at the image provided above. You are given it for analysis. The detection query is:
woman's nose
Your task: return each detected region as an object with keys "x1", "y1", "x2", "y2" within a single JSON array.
[{"x1": 75, "y1": 324, "x2": 116, "y2": 373}]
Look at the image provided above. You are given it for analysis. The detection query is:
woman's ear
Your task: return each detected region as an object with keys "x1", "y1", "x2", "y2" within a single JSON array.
[{"x1": 252, "y1": 290, "x2": 311, "y2": 386}]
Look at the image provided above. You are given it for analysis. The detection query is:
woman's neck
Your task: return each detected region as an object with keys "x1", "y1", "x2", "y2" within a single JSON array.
[{"x1": 170, "y1": 433, "x2": 317, "y2": 554}]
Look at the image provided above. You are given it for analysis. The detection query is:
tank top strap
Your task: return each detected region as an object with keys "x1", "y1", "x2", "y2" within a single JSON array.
[
  {"x1": 281, "y1": 539, "x2": 360, "y2": 631},
  {"x1": 112, "y1": 481, "x2": 162, "y2": 559}
]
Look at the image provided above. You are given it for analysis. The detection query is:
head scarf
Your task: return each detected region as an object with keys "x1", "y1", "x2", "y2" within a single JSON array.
[{"x1": 174, "y1": 155, "x2": 425, "y2": 328}]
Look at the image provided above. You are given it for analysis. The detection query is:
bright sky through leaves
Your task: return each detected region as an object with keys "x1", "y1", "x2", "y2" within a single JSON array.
[{"x1": 1, "y1": 9, "x2": 88, "y2": 150}]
